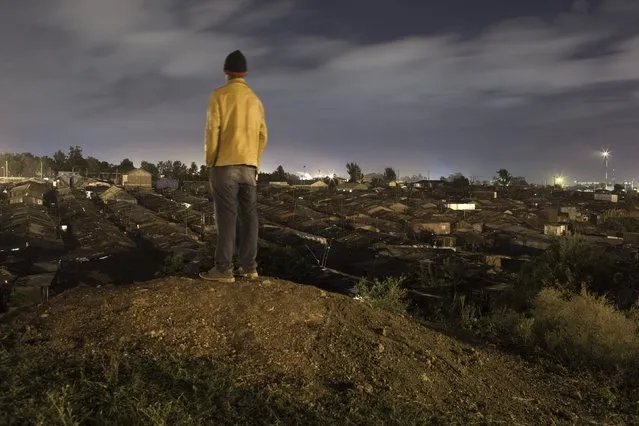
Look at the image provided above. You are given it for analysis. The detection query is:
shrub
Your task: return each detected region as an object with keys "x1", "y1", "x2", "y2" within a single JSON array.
[
  {"x1": 534, "y1": 234, "x2": 615, "y2": 294},
  {"x1": 156, "y1": 253, "x2": 188, "y2": 277},
  {"x1": 355, "y1": 276, "x2": 408, "y2": 314},
  {"x1": 492, "y1": 288, "x2": 639, "y2": 371}
]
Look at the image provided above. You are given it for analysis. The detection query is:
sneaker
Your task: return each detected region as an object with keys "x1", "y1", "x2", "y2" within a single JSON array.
[
  {"x1": 236, "y1": 267, "x2": 259, "y2": 280},
  {"x1": 199, "y1": 268, "x2": 235, "y2": 283}
]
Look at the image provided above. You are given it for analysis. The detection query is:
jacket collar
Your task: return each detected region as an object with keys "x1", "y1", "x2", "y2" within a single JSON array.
[{"x1": 227, "y1": 77, "x2": 247, "y2": 86}]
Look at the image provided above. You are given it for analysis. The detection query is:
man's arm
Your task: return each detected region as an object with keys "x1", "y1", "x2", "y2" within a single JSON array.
[
  {"x1": 204, "y1": 93, "x2": 221, "y2": 167},
  {"x1": 258, "y1": 101, "x2": 268, "y2": 159}
]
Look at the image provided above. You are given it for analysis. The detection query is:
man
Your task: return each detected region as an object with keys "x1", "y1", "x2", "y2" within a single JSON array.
[{"x1": 199, "y1": 50, "x2": 267, "y2": 283}]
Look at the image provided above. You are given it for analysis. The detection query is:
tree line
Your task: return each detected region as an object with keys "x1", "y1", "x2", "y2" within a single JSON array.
[{"x1": 1, "y1": 148, "x2": 527, "y2": 188}]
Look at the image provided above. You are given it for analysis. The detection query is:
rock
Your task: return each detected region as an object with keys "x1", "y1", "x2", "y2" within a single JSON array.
[{"x1": 378, "y1": 343, "x2": 385, "y2": 353}]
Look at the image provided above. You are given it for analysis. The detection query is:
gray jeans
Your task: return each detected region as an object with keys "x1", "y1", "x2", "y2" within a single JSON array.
[{"x1": 209, "y1": 166, "x2": 259, "y2": 272}]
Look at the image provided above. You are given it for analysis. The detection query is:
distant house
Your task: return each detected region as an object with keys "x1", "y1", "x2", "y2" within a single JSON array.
[
  {"x1": 411, "y1": 180, "x2": 446, "y2": 189},
  {"x1": 309, "y1": 180, "x2": 328, "y2": 190},
  {"x1": 155, "y1": 178, "x2": 179, "y2": 191},
  {"x1": 9, "y1": 182, "x2": 49, "y2": 206},
  {"x1": 122, "y1": 168, "x2": 152, "y2": 190},
  {"x1": 387, "y1": 180, "x2": 406, "y2": 188},
  {"x1": 338, "y1": 182, "x2": 369, "y2": 192},
  {"x1": 446, "y1": 203, "x2": 476, "y2": 211},
  {"x1": 411, "y1": 221, "x2": 451, "y2": 235},
  {"x1": 57, "y1": 171, "x2": 81, "y2": 188},
  {"x1": 268, "y1": 181, "x2": 289, "y2": 188},
  {"x1": 472, "y1": 190, "x2": 497, "y2": 200},
  {"x1": 594, "y1": 193, "x2": 618, "y2": 203},
  {"x1": 544, "y1": 224, "x2": 568, "y2": 237},
  {"x1": 99, "y1": 186, "x2": 137, "y2": 205}
]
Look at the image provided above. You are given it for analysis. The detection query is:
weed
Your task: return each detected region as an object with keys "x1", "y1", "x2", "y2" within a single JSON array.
[{"x1": 356, "y1": 275, "x2": 409, "y2": 314}]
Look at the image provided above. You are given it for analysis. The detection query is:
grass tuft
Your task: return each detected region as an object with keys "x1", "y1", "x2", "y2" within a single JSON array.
[{"x1": 355, "y1": 276, "x2": 409, "y2": 314}]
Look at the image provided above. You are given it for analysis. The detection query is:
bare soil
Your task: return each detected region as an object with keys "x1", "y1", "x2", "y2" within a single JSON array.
[{"x1": 0, "y1": 277, "x2": 631, "y2": 424}]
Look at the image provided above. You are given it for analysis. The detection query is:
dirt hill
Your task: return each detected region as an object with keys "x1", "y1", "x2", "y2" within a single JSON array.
[{"x1": 0, "y1": 277, "x2": 629, "y2": 425}]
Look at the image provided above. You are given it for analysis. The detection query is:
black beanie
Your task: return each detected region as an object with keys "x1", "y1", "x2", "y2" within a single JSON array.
[{"x1": 224, "y1": 50, "x2": 248, "y2": 76}]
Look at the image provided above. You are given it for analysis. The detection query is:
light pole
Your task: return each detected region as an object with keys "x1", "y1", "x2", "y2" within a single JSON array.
[{"x1": 600, "y1": 148, "x2": 611, "y2": 186}]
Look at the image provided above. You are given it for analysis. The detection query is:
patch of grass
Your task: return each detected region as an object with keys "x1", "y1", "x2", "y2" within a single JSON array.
[
  {"x1": 355, "y1": 276, "x2": 409, "y2": 314},
  {"x1": 155, "y1": 253, "x2": 189, "y2": 278},
  {"x1": 0, "y1": 345, "x2": 438, "y2": 425}
]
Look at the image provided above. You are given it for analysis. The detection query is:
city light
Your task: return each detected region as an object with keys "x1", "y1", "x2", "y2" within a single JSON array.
[{"x1": 600, "y1": 148, "x2": 611, "y2": 184}]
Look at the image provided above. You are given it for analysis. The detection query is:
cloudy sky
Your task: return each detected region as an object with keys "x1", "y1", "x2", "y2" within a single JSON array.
[{"x1": 2, "y1": 0, "x2": 639, "y2": 182}]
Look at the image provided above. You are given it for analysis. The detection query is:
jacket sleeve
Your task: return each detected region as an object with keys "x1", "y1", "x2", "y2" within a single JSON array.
[
  {"x1": 258, "y1": 101, "x2": 268, "y2": 158},
  {"x1": 204, "y1": 93, "x2": 221, "y2": 167}
]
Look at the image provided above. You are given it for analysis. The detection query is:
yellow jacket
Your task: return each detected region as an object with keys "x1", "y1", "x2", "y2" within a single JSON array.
[{"x1": 204, "y1": 78, "x2": 267, "y2": 168}]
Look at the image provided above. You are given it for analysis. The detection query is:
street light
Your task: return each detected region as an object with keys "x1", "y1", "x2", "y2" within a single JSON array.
[{"x1": 600, "y1": 148, "x2": 611, "y2": 185}]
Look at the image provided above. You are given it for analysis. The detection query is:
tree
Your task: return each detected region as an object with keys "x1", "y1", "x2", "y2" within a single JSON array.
[
  {"x1": 67, "y1": 146, "x2": 86, "y2": 171},
  {"x1": 448, "y1": 173, "x2": 470, "y2": 194},
  {"x1": 52, "y1": 150, "x2": 67, "y2": 171},
  {"x1": 188, "y1": 162, "x2": 198, "y2": 180},
  {"x1": 141, "y1": 161, "x2": 159, "y2": 179},
  {"x1": 171, "y1": 160, "x2": 188, "y2": 182},
  {"x1": 199, "y1": 165, "x2": 208, "y2": 181},
  {"x1": 384, "y1": 167, "x2": 397, "y2": 182},
  {"x1": 157, "y1": 161, "x2": 172, "y2": 178},
  {"x1": 86, "y1": 156, "x2": 104, "y2": 177},
  {"x1": 495, "y1": 169, "x2": 512, "y2": 186},
  {"x1": 274, "y1": 165, "x2": 286, "y2": 181},
  {"x1": 346, "y1": 162, "x2": 363, "y2": 183},
  {"x1": 119, "y1": 158, "x2": 135, "y2": 173}
]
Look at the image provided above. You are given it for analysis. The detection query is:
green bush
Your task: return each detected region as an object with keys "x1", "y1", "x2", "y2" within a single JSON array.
[
  {"x1": 491, "y1": 288, "x2": 639, "y2": 371},
  {"x1": 534, "y1": 234, "x2": 615, "y2": 294},
  {"x1": 355, "y1": 276, "x2": 408, "y2": 314}
]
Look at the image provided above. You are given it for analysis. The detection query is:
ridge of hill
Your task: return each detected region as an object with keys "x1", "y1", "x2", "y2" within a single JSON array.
[{"x1": 0, "y1": 277, "x2": 629, "y2": 425}]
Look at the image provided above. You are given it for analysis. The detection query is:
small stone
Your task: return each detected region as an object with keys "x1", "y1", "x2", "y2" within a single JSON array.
[
  {"x1": 378, "y1": 343, "x2": 385, "y2": 353},
  {"x1": 40, "y1": 312, "x2": 49, "y2": 318},
  {"x1": 382, "y1": 327, "x2": 389, "y2": 337},
  {"x1": 421, "y1": 373, "x2": 431, "y2": 383}
]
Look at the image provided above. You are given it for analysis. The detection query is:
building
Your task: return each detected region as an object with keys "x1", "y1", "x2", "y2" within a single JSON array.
[
  {"x1": 411, "y1": 221, "x2": 451, "y2": 235},
  {"x1": 99, "y1": 186, "x2": 137, "y2": 205},
  {"x1": 309, "y1": 180, "x2": 328, "y2": 190},
  {"x1": 155, "y1": 178, "x2": 179, "y2": 191},
  {"x1": 411, "y1": 180, "x2": 446, "y2": 189},
  {"x1": 594, "y1": 193, "x2": 618, "y2": 203},
  {"x1": 9, "y1": 182, "x2": 49, "y2": 206},
  {"x1": 338, "y1": 182, "x2": 369, "y2": 192},
  {"x1": 446, "y1": 203, "x2": 476, "y2": 211},
  {"x1": 122, "y1": 168, "x2": 152, "y2": 190},
  {"x1": 544, "y1": 224, "x2": 568, "y2": 237},
  {"x1": 472, "y1": 190, "x2": 497, "y2": 200}
]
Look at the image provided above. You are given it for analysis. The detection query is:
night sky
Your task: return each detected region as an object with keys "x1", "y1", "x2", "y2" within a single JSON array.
[{"x1": 1, "y1": 0, "x2": 638, "y2": 183}]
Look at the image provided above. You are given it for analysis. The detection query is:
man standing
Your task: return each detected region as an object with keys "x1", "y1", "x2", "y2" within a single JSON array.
[{"x1": 200, "y1": 50, "x2": 267, "y2": 283}]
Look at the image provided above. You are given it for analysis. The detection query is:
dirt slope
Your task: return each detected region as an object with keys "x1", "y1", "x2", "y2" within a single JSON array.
[{"x1": 0, "y1": 277, "x2": 626, "y2": 424}]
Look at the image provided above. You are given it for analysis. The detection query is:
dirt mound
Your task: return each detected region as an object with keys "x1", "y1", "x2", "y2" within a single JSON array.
[{"x1": 0, "y1": 278, "x2": 625, "y2": 424}]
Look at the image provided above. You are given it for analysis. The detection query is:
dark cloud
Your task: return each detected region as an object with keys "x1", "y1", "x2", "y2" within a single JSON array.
[{"x1": 0, "y1": 0, "x2": 639, "y2": 182}]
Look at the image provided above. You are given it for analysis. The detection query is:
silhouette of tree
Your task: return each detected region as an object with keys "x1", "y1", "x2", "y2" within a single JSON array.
[
  {"x1": 141, "y1": 161, "x2": 159, "y2": 179},
  {"x1": 495, "y1": 169, "x2": 513, "y2": 186},
  {"x1": 274, "y1": 165, "x2": 286, "y2": 181},
  {"x1": 346, "y1": 162, "x2": 363, "y2": 183},
  {"x1": 384, "y1": 167, "x2": 397, "y2": 182},
  {"x1": 119, "y1": 158, "x2": 135, "y2": 173}
]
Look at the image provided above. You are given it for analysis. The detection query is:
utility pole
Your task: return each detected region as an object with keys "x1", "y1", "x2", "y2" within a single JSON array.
[{"x1": 40, "y1": 160, "x2": 43, "y2": 180}]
